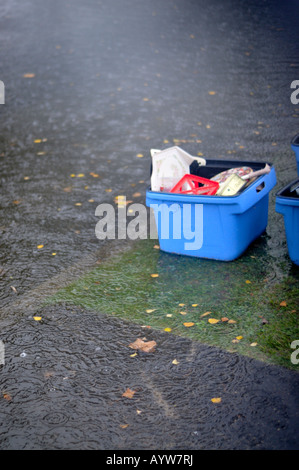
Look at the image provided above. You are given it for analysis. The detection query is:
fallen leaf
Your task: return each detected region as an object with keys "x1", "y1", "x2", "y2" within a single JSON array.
[
  {"x1": 211, "y1": 397, "x2": 221, "y2": 403},
  {"x1": 280, "y1": 301, "x2": 287, "y2": 307},
  {"x1": 136, "y1": 153, "x2": 144, "y2": 158},
  {"x1": 200, "y1": 311, "x2": 211, "y2": 317},
  {"x1": 180, "y1": 311, "x2": 187, "y2": 315},
  {"x1": 179, "y1": 303, "x2": 185, "y2": 307},
  {"x1": 120, "y1": 424, "x2": 129, "y2": 429},
  {"x1": 172, "y1": 359, "x2": 179, "y2": 365},
  {"x1": 136, "y1": 409, "x2": 142, "y2": 415},
  {"x1": 33, "y1": 316, "x2": 42, "y2": 321},
  {"x1": 129, "y1": 338, "x2": 157, "y2": 353},
  {"x1": 13, "y1": 200, "x2": 21, "y2": 205},
  {"x1": 183, "y1": 322, "x2": 195, "y2": 327},
  {"x1": 191, "y1": 304, "x2": 198, "y2": 307},
  {"x1": 236, "y1": 336, "x2": 243, "y2": 340},
  {"x1": 77, "y1": 173, "x2": 85, "y2": 177},
  {"x1": 146, "y1": 309, "x2": 156, "y2": 313},
  {"x1": 10, "y1": 286, "x2": 17, "y2": 293},
  {"x1": 150, "y1": 273, "x2": 159, "y2": 278},
  {"x1": 208, "y1": 318, "x2": 220, "y2": 324},
  {"x1": 122, "y1": 388, "x2": 136, "y2": 399},
  {"x1": 228, "y1": 319, "x2": 236, "y2": 324},
  {"x1": 153, "y1": 245, "x2": 160, "y2": 249},
  {"x1": 3, "y1": 393, "x2": 12, "y2": 401},
  {"x1": 23, "y1": 73, "x2": 35, "y2": 78},
  {"x1": 208, "y1": 91, "x2": 216, "y2": 95},
  {"x1": 133, "y1": 192, "x2": 141, "y2": 197},
  {"x1": 164, "y1": 327, "x2": 172, "y2": 332},
  {"x1": 245, "y1": 280, "x2": 251, "y2": 284},
  {"x1": 250, "y1": 342, "x2": 258, "y2": 347},
  {"x1": 37, "y1": 245, "x2": 44, "y2": 249},
  {"x1": 221, "y1": 317, "x2": 229, "y2": 322}
]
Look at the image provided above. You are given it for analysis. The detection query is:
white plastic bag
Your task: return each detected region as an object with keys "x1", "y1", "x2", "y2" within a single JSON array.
[{"x1": 150, "y1": 146, "x2": 206, "y2": 192}]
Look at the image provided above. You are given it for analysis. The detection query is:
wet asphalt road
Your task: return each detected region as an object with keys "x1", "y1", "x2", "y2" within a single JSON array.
[{"x1": 0, "y1": 0, "x2": 299, "y2": 450}]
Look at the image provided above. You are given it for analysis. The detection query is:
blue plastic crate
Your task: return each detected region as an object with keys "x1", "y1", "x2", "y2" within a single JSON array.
[
  {"x1": 275, "y1": 177, "x2": 299, "y2": 266},
  {"x1": 291, "y1": 133, "x2": 299, "y2": 175},
  {"x1": 146, "y1": 160, "x2": 277, "y2": 261}
]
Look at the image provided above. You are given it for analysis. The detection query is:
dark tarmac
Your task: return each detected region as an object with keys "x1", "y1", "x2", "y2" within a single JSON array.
[{"x1": 0, "y1": 0, "x2": 299, "y2": 451}]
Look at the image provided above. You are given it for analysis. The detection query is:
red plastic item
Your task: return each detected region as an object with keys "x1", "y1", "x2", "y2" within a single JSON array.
[{"x1": 170, "y1": 174, "x2": 219, "y2": 195}]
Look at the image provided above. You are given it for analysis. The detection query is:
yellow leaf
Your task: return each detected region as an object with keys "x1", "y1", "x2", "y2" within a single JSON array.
[
  {"x1": 130, "y1": 353, "x2": 137, "y2": 357},
  {"x1": 208, "y1": 318, "x2": 220, "y2": 324},
  {"x1": 164, "y1": 327, "x2": 172, "y2": 332},
  {"x1": 236, "y1": 336, "x2": 243, "y2": 340},
  {"x1": 172, "y1": 359, "x2": 179, "y2": 365},
  {"x1": 211, "y1": 397, "x2": 221, "y2": 403},
  {"x1": 34, "y1": 139, "x2": 42, "y2": 143},
  {"x1": 37, "y1": 244, "x2": 44, "y2": 249},
  {"x1": 52, "y1": 253, "x2": 57, "y2": 256},
  {"x1": 192, "y1": 304, "x2": 198, "y2": 307},
  {"x1": 33, "y1": 316, "x2": 42, "y2": 321},
  {"x1": 179, "y1": 303, "x2": 185, "y2": 307},
  {"x1": 88, "y1": 199, "x2": 94, "y2": 203},
  {"x1": 208, "y1": 91, "x2": 216, "y2": 95},
  {"x1": 153, "y1": 245, "x2": 160, "y2": 249},
  {"x1": 136, "y1": 409, "x2": 142, "y2": 415},
  {"x1": 183, "y1": 322, "x2": 194, "y2": 327},
  {"x1": 146, "y1": 309, "x2": 156, "y2": 313},
  {"x1": 136, "y1": 153, "x2": 144, "y2": 158},
  {"x1": 228, "y1": 319, "x2": 236, "y2": 324},
  {"x1": 280, "y1": 301, "x2": 287, "y2": 307},
  {"x1": 250, "y1": 342, "x2": 258, "y2": 347},
  {"x1": 77, "y1": 173, "x2": 85, "y2": 177},
  {"x1": 75, "y1": 203, "x2": 82, "y2": 206},
  {"x1": 120, "y1": 424, "x2": 129, "y2": 429},
  {"x1": 23, "y1": 73, "x2": 35, "y2": 78},
  {"x1": 150, "y1": 273, "x2": 159, "y2": 278},
  {"x1": 166, "y1": 314, "x2": 172, "y2": 317},
  {"x1": 200, "y1": 311, "x2": 211, "y2": 317},
  {"x1": 245, "y1": 280, "x2": 251, "y2": 284}
]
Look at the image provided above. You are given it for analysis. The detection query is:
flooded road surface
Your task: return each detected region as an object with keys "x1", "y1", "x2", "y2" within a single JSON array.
[{"x1": 0, "y1": 0, "x2": 299, "y2": 450}]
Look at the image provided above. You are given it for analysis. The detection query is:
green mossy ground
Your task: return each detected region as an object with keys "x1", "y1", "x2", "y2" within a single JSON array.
[{"x1": 46, "y1": 239, "x2": 299, "y2": 370}]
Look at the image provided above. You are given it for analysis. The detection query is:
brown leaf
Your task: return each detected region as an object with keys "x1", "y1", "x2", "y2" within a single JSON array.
[
  {"x1": 129, "y1": 338, "x2": 157, "y2": 353},
  {"x1": 122, "y1": 388, "x2": 136, "y2": 399}
]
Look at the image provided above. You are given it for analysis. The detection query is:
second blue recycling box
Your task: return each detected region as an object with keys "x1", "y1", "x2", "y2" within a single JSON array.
[
  {"x1": 275, "y1": 178, "x2": 299, "y2": 266},
  {"x1": 146, "y1": 159, "x2": 277, "y2": 261}
]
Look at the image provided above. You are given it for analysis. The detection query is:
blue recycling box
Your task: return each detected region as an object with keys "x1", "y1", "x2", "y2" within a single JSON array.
[
  {"x1": 291, "y1": 133, "x2": 299, "y2": 175},
  {"x1": 275, "y1": 178, "x2": 299, "y2": 266},
  {"x1": 146, "y1": 159, "x2": 276, "y2": 261}
]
